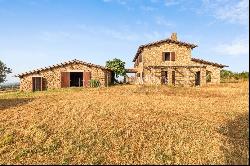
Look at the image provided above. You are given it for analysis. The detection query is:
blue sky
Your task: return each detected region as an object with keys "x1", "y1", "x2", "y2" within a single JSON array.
[{"x1": 0, "y1": 0, "x2": 249, "y2": 83}]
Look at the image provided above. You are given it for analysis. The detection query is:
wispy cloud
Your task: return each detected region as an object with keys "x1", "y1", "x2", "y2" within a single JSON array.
[
  {"x1": 214, "y1": 36, "x2": 249, "y2": 56},
  {"x1": 200, "y1": 0, "x2": 249, "y2": 25},
  {"x1": 78, "y1": 24, "x2": 139, "y2": 41},
  {"x1": 155, "y1": 16, "x2": 175, "y2": 27},
  {"x1": 102, "y1": 0, "x2": 128, "y2": 5}
]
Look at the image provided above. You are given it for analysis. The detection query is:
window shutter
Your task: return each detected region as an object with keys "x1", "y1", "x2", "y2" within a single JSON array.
[
  {"x1": 162, "y1": 52, "x2": 165, "y2": 61},
  {"x1": 171, "y1": 52, "x2": 176, "y2": 61},
  {"x1": 61, "y1": 72, "x2": 70, "y2": 88},
  {"x1": 42, "y1": 77, "x2": 46, "y2": 90},
  {"x1": 139, "y1": 54, "x2": 142, "y2": 62},
  {"x1": 83, "y1": 72, "x2": 91, "y2": 87}
]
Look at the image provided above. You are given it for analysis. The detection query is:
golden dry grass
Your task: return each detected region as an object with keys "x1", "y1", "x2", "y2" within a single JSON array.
[{"x1": 0, "y1": 82, "x2": 249, "y2": 165}]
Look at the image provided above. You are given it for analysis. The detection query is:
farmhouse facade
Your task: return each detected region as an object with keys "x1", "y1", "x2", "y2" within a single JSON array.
[
  {"x1": 17, "y1": 32, "x2": 228, "y2": 91},
  {"x1": 17, "y1": 59, "x2": 112, "y2": 91},
  {"x1": 131, "y1": 33, "x2": 228, "y2": 86}
]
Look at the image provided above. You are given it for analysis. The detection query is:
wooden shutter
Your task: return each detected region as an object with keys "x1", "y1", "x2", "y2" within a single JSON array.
[
  {"x1": 42, "y1": 77, "x2": 46, "y2": 90},
  {"x1": 61, "y1": 72, "x2": 70, "y2": 88},
  {"x1": 162, "y1": 52, "x2": 165, "y2": 61},
  {"x1": 32, "y1": 77, "x2": 42, "y2": 91},
  {"x1": 32, "y1": 77, "x2": 36, "y2": 91},
  {"x1": 139, "y1": 54, "x2": 142, "y2": 62},
  {"x1": 83, "y1": 71, "x2": 91, "y2": 87},
  {"x1": 172, "y1": 71, "x2": 175, "y2": 85},
  {"x1": 171, "y1": 52, "x2": 176, "y2": 61}
]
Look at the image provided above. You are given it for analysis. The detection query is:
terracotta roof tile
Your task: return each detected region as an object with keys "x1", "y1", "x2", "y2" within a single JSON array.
[
  {"x1": 191, "y1": 58, "x2": 228, "y2": 68},
  {"x1": 133, "y1": 38, "x2": 197, "y2": 62},
  {"x1": 16, "y1": 59, "x2": 112, "y2": 77}
]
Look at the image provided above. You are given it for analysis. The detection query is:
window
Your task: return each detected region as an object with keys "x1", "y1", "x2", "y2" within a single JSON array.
[
  {"x1": 161, "y1": 71, "x2": 168, "y2": 84},
  {"x1": 163, "y1": 52, "x2": 175, "y2": 61},
  {"x1": 206, "y1": 71, "x2": 212, "y2": 83},
  {"x1": 137, "y1": 73, "x2": 140, "y2": 77},
  {"x1": 164, "y1": 52, "x2": 171, "y2": 61}
]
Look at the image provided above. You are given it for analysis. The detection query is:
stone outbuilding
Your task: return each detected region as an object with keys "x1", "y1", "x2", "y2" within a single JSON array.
[
  {"x1": 17, "y1": 59, "x2": 112, "y2": 92},
  {"x1": 131, "y1": 33, "x2": 228, "y2": 86}
]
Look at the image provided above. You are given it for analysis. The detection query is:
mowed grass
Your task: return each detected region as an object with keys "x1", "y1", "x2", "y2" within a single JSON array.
[{"x1": 0, "y1": 82, "x2": 248, "y2": 165}]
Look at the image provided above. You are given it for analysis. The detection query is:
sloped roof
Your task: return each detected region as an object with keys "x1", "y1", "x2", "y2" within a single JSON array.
[
  {"x1": 191, "y1": 58, "x2": 228, "y2": 68},
  {"x1": 125, "y1": 68, "x2": 137, "y2": 73},
  {"x1": 16, "y1": 59, "x2": 112, "y2": 77},
  {"x1": 133, "y1": 38, "x2": 198, "y2": 62}
]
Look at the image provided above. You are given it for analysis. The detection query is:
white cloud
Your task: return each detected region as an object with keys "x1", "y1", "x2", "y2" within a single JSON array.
[
  {"x1": 102, "y1": 29, "x2": 139, "y2": 41},
  {"x1": 214, "y1": 36, "x2": 249, "y2": 56},
  {"x1": 201, "y1": 0, "x2": 249, "y2": 25},
  {"x1": 102, "y1": 0, "x2": 127, "y2": 5},
  {"x1": 155, "y1": 16, "x2": 175, "y2": 27}
]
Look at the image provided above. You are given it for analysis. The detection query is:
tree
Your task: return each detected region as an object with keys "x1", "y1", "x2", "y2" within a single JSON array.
[
  {"x1": 0, "y1": 60, "x2": 12, "y2": 84},
  {"x1": 106, "y1": 58, "x2": 126, "y2": 83},
  {"x1": 221, "y1": 69, "x2": 249, "y2": 82}
]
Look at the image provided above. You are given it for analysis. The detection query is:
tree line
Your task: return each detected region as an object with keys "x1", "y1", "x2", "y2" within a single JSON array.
[{"x1": 220, "y1": 69, "x2": 249, "y2": 82}]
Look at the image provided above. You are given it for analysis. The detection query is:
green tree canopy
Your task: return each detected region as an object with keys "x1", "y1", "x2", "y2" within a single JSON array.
[
  {"x1": 105, "y1": 58, "x2": 126, "y2": 78},
  {"x1": 221, "y1": 69, "x2": 249, "y2": 81},
  {"x1": 0, "y1": 60, "x2": 12, "y2": 84}
]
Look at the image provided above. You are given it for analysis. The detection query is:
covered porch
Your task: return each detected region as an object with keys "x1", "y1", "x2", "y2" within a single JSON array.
[{"x1": 144, "y1": 65, "x2": 207, "y2": 86}]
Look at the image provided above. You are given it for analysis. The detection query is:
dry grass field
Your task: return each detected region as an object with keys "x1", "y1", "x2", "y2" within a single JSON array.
[{"x1": 0, "y1": 82, "x2": 249, "y2": 165}]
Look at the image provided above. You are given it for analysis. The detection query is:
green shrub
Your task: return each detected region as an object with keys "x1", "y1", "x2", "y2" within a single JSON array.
[
  {"x1": 221, "y1": 69, "x2": 249, "y2": 82},
  {"x1": 89, "y1": 80, "x2": 100, "y2": 88}
]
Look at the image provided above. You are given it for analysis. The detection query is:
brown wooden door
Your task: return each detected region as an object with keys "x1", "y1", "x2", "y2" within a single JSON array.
[
  {"x1": 161, "y1": 71, "x2": 168, "y2": 84},
  {"x1": 83, "y1": 72, "x2": 91, "y2": 87},
  {"x1": 32, "y1": 77, "x2": 42, "y2": 91},
  {"x1": 42, "y1": 78, "x2": 46, "y2": 90},
  {"x1": 172, "y1": 71, "x2": 175, "y2": 85},
  {"x1": 195, "y1": 71, "x2": 201, "y2": 86},
  {"x1": 61, "y1": 72, "x2": 70, "y2": 88}
]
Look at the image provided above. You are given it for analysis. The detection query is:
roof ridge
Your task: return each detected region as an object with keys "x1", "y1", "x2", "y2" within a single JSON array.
[
  {"x1": 133, "y1": 38, "x2": 197, "y2": 62},
  {"x1": 16, "y1": 59, "x2": 111, "y2": 77},
  {"x1": 191, "y1": 58, "x2": 228, "y2": 68}
]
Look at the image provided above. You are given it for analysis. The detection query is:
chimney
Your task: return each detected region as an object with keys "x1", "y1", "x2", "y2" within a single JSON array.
[{"x1": 170, "y1": 32, "x2": 177, "y2": 41}]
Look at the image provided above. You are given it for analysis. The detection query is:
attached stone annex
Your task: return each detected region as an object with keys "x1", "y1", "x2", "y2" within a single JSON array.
[{"x1": 130, "y1": 33, "x2": 228, "y2": 86}]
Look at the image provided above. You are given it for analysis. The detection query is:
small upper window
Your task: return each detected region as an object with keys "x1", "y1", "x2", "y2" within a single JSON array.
[
  {"x1": 163, "y1": 52, "x2": 175, "y2": 61},
  {"x1": 164, "y1": 52, "x2": 171, "y2": 61}
]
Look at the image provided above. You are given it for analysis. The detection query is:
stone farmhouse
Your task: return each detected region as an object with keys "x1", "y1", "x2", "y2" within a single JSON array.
[
  {"x1": 17, "y1": 59, "x2": 112, "y2": 91},
  {"x1": 17, "y1": 32, "x2": 228, "y2": 91},
  {"x1": 129, "y1": 33, "x2": 228, "y2": 86}
]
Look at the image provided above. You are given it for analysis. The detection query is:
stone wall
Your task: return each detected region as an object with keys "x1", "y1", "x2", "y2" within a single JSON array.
[
  {"x1": 191, "y1": 61, "x2": 221, "y2": 84},
  {"x1": 133, "y1": 42, "x2": 221, "y2": 86},
  {"x1": 20, "y1": 63, "x2": 112, "y2": 91}
]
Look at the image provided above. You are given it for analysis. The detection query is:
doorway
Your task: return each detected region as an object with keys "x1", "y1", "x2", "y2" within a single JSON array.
[
  {"x1": 32, "y1": 77, "x2": 42, "y2": 91},
  {"x1": 161, "y1": 71, "x2": 168, "y2": 84},
  {"x1": 172, "y1": 71, "x2": 175, "y2": 85},
  {"x1": 70, "y1": 72, "x2": 83, "y2": 87},
  {"x1": 195, "y1": 71, "x2": 201, "y2": 86}
]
